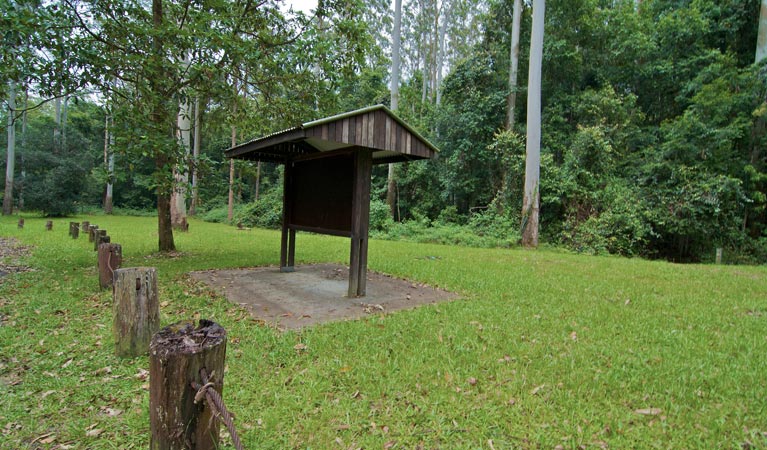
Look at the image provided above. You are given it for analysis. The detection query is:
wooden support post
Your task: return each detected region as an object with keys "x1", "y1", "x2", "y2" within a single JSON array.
[
  {"x1": 45, "y1": 220, "x2": 53, "y2": 231},
  {"x1": 113, "y1": 267, "x2": 160, "y2": 357},
  {"x1": 149, "y1": 320, "x2": 227, "y2": 450},
  {"x1": 98, "y1": 243, "x2": 122, "y2": 289},
  {"x1": 17, "y1": 218, "x2": 24, "y2": 229},
  {"x1": 94, "y1": 230, "x2": 108, "y2": 251},
  {"x1": 280, "y1": 160, "x2": 295, "y2": 273},
  {"x1": 348, "y1": 149, "x2": 373, "y2": 298},
  {"x1": 71, "y1": 223, "x2": 79, "y2": 239}
]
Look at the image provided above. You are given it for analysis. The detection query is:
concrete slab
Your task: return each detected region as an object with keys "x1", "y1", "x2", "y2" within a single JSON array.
[{"x1": 189, "y1": 263, "x2": 459, "y2": 330}]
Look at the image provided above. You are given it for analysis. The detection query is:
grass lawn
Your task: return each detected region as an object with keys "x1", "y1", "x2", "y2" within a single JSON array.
[{"x1": 1, "y1": 214, "x2": 766, "y2": 449}]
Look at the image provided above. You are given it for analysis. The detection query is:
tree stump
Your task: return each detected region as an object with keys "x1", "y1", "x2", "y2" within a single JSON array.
[
  {"x1": 71, "y1": 223, "x2": 80, "y2": 239},
  {"x1": 45, "y1": 220, "x2": 53, "y2": 231},
  {"x1": 17, "y1": 218, "x2": 24, "y2": 229},
  {"x1": 149, "y1": 320, "x2": 227, "y2": 450},
  {"x1": 98, "y1": 243, "x2": 122, "y2": 289},
  {"x1": 94, "y1": 230, "x2": 108, "y2": 251},
  {"x1": 113, "y1": 267, "x2": 160, "y2": 357},
  {"x1": 81, "y1": 221, "x2": 90, "y2": 233}
]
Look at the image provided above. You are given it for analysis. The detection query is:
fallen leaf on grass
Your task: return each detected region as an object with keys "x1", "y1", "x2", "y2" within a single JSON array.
[
  {"x1": 103, "y1": 408, "x2": 123, "y2": 417},
  {"x1": 85, "y1": 428, "x2": 103, "y2": 437},
  {"x1": 467, "y1": 377, "x2": 477, "y2": 386},
  {"x1": 294, "y1": 343, "x2": 307, "y2": 352},
  {"x1": 531, "y1": 384, "x2": 545, "y2": 395},
  {"x1": 134, "y1": 368, "x2": 149, "y2": 380},
  {"x1": 634, "y1": 408, "x2": 662, "y2": 416},
  {"x1": 61, "y1": 358, "x2": 73, "y2": 369},
  {"x1": 41, "y1": 390, "x2": 57, "y2": 398}
]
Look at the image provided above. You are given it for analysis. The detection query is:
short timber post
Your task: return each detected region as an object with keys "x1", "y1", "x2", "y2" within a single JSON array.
[
  {"x1": 113, "y1": 267, "x2": 160, "y2": 357},
  {"x1": 98, "y1": 243, "x2": 122, "y2": 289},
  {"x1": 149, "y1": 320, "x2": 227, "y2": 450},
  {"x1": 71, "y1": 223, "x2": 80, "y2": 239},
  {"x1": 45, "y1": 220, "x2": 53, "y2": 231},
  {"x1": 94, "y1": 230, "x2": 108, "y2": 251},
  {"x1": 81, "y1": 221, "x2": 90, "y2": 233},
  {"x1": 348, "y1": 149, "x2": 372, "y2": 298},
  {"x1": 17, "y1": 218, "x2": 24, "y2": 229},
  {"x1": 716, "y1": 248, "x2": 723, "y2": 265},
  {"x1": 88, "y1": 225, "x2": 99, "y2": 242}
]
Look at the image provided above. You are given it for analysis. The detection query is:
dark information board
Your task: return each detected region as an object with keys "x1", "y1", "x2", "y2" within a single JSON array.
[{"x1": 288, "y1": 153, "x2": 354, "y2": 234}]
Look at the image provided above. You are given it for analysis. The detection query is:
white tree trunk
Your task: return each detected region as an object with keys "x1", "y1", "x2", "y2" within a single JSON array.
[
  {"x1": 53, "y1": 97, "x2": 61, "y2": 153},
  {"x1": 757, "y1": 0, "x2": 767, "y2": 63},
  {"x1": 506, "y1": 0, "x2": 522, "y2": 130},
  {"x1": 189, "y1": 97, "x2": 201, "y2": 216},
  {"x1": 104, "y1": 113, "x2": 115, "y2": 213},
  {"x1": 521, "y1": 0, "x2": 545, "y2": 248},
  {"x1": 3, "y1": 82, "x2": 16, "y2": 215},
  {"x1": 62, "y1": 96, "x2": 68, "y2": 152},
  {"x1": 18, "y1": 89, "x2": 27, "y2": 211},
  {"x1": 435, "y1": 0, "x2": 450, "y2": 106},
  {"x1": 171, "y1": 95, "x2": 191, "y2": 227},
  {"x1": 387, "y1": 0, "x2": 403, "y2": 220}
]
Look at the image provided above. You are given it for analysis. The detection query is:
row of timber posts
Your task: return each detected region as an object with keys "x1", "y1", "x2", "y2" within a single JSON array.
[{"x1": 17, "y1": 217, "x2": 234, "y2": 447}]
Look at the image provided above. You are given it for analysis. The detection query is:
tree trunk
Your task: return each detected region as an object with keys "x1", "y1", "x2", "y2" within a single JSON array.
[
  {"x1": 172, "y1": 76, "x2": 191, "y2": 228},
  {"x1": 506, "y1": 0, "x2": 523, "y2": 130},
  {"x1": 758, "y1": 0, "x2": 767, "y2": 63},
  {"x1": 113, "y1": 267, "x2": 160, "y2": 357},
  {"x1": 227, "y1": 128, "x2": 236, "y2": 222},
  {"x1": 54, "y1": 97, "x2": 61, "y2": 153},
  {"x1": 254, "y1": 161, "x2": 261, "y2": 201},
  {"x1": 521, "y1": 0, "x2": 545, "y2": 248},
  {"x1": 104, "y1": 113, "x2": 114, "y2": 214},
  {"x1": 3, "y1": 82, "x2": 15, "y2": 216},
  {"x1": 387, "y1": 0, "x2": 402, "y2": 220},
  {"x1": 435, "y1": 1, "x2": 450, "y2": 106},
  {"x1": 189, "y1": 97, "x2": 202, "y2": 215},
  {"x1": 62, "y1": 96, "x2": 68, "y2": 152},
  {"x1": 149, "y1": 320, "x2": 227, "y2": 450},
  {"x1": 98, "y1": 243, "x2": 122, "y2": 289},
  {"x1": 18, "y1": 89, "x2": 27, "y2": 211}
]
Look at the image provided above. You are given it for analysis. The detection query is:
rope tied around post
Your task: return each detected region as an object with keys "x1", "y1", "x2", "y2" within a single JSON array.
[{"x1": 191, "y1": 367, "x2": 244, "y2": 450}]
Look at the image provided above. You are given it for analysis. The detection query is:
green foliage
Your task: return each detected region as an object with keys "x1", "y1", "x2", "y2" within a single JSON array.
[
  {"x1": 234, "y1": 186, "x2": 284, "y2": 229},
  {"x1": 368, "y1": 198, "x2": 394, "y2": 231}
]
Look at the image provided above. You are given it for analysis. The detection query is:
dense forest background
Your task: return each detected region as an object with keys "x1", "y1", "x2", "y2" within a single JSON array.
[{"x1": 2, "y1": 0, "x2": 766, "y2": 263}]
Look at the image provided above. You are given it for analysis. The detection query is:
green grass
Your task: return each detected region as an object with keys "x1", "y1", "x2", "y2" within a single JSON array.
[{"x1": 1, "y1": 214, "x2": 766, "y2": 449}]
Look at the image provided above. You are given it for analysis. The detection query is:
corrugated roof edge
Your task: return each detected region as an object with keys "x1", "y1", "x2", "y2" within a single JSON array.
[
  {"x1": 233, "y1": 125, "x2": 302, "y2": 149},
  {"x1": 301, "y1": 104, "x2": 440, "y2": 154}
]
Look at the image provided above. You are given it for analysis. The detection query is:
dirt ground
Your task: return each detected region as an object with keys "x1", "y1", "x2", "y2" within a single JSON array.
[{"x1": 189, "y1": 263, "x2": 459, "y2": 329}]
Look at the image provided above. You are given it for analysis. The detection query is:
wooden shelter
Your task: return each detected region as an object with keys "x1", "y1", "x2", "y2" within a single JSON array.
[{"x1": 225, "y1": 105, "x2": 439, "y2": 297}]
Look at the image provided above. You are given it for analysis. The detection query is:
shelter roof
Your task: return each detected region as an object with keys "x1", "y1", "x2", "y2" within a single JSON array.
[{"x1": 225, "y1": 105, "x2": 439, "y2": 164}]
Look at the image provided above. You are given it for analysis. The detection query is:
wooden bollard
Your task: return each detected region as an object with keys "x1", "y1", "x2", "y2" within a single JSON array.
[
  {"x1": 98, "y1": 243, "x2": 122, "y2": 289},
  {"x1": 88, "y1": 226, "x2": 99, "y2": 242},
  {"x1": 81, "y1": 221, "x2": 90, "y2": 232},
  {"x1": 68, "y1": 222, "x2": 75, "y2": 237},
  {"x1": 94, "y1": 230, "x2": 108, "y2": 251},
  {"x1": 45, "y1": 220, "x2": 53, "y2": 231},
  {"x1": 18, "y1": 218, "x2": 24, "y2": 229},
  {"x1": 113, "y1": 267, "x2": 160, "y2": 357},
  {"x1": 150, "y1": 320, "x2": 227, "y2": 450},
  {"x1": 71, "y1": 223, "x2": 80, "y2": 239}
]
